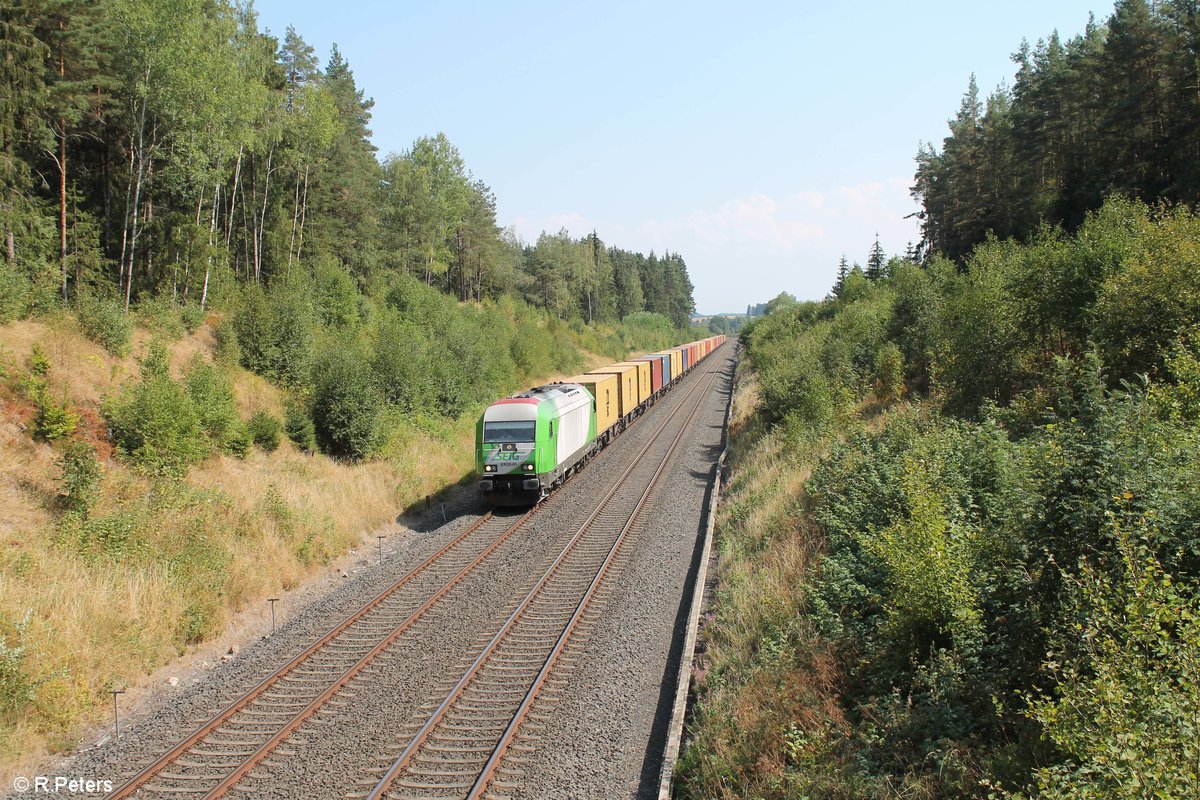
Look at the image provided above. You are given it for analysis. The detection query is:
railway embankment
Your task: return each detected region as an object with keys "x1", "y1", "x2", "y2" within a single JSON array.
[{"x1": 23, "y1": 339, "x2": 735, "y2": 800}]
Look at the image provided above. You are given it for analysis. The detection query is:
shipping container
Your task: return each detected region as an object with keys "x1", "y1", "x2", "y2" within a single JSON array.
[
  {"x1": 563, "y1": 373, "x2": 619, "y2": 437},
  {"x1": 648, "y1": 352, "x2": 674, "y2": 384},
  {"x1": 587, "y1": 363, "x2": 639, "y2": 418},
  {"x1": 676, "y1": 345, "x2": 690, "y2": 373},
  {"x1": 631, "y1": 354, "x2": 666, "y2": 394},
  {"x1": 609, "y1": 361, "x2": 652, "y2": 405}
]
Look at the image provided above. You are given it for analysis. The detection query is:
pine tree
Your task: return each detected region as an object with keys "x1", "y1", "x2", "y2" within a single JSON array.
[
  {"x1": 611, "y1": 248, "x2": 644, "y2": 320},
  {"x1": 0, "y1": 0, "x2": 50, "y2": 265},
  {"x1": 280, "y1": 26, "x2": 317, "y2": 113},
  {"x1": 866, "y1": 236, "x2": 885, "y2": 281},
  {"x1": 311, "y1": 44, "x2": 381, "y2": 282},
  {"x1": 833, "y1": 255, "x2": 849, "y2": 296},
  {"x1": 29, "y1": 0, "x2": 113, "y2": 299}
]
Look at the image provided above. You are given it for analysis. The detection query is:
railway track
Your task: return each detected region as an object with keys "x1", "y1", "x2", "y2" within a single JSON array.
[
  {"x1": 109, "y1": 346, "x2": 727, "y2": 800},
  {"x1": 361, "y1": 359, "x2": 724, "y2": 800}
]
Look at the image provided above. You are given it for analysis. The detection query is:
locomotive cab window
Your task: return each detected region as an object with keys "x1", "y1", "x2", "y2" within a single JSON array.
[{"x1": 483, "y1": 421, "x2": 536, "y2": 443}]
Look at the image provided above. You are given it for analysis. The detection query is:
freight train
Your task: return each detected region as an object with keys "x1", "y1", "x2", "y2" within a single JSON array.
[{"x1": 476, "y1": 335, "x2": 727, "y2": 505}]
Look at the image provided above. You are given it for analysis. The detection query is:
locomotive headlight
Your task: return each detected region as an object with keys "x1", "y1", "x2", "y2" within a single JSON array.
[
  {"x1": 484, "y1": 464, "x2": 496, "y2": 472},
  {"x1": 524, "y1": 463, "x2": 534, "y2": 471}
]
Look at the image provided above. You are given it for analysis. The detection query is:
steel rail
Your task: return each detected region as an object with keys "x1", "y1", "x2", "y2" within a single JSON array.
[{"x1": 111, "y1": 509, "x2": 524, "y2": 799}]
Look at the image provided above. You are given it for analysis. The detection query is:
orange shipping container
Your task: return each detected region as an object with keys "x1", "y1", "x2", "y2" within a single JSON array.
[
  {"x1": 587, "y1": 363, "x2": 639, "y2": 417},
  {"x1": 609, "y1": 361, "x2": 652, "y2": 405}
]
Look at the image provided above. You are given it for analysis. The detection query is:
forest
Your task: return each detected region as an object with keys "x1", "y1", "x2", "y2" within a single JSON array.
[
  {"x1": 912, "y1": 0, "x2": 1200, "y2": 261},
  {"x1": 0, "y1": 0, "x2": 695, "y2": 328},
  {"x1": 679, "y1": 1, "x2": 1200, "y2": 798},
  {"x1": 0, "y1": 0, "x2": 705, "y2": 460}
]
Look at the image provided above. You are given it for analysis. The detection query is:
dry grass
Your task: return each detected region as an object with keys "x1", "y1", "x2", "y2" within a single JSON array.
[{"x1": 677, "y1": 358, "x2": 854, "y2": 799}]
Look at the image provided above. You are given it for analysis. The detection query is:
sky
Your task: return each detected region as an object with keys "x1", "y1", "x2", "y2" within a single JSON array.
[{"x1": 249, "y1": 0, "x2": 1106, "y2": 313}]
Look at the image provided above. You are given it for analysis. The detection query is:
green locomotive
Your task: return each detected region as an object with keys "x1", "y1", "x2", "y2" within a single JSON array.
[{"x1": 476, "y1": 383, "x2": 597, "y2": 505}]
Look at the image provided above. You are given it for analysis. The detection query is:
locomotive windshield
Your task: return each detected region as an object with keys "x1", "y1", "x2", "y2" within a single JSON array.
[{"x1": 483, "y1": 421, "x2": 536, "y2": 443}]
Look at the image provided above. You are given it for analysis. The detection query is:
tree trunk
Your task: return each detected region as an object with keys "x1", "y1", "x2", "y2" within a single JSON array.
[
  {"x1": 225, "y1": 144, "x2": 243, "y2": 249},
  {"x1": 181, "y1": 186, "x2": 204, "y2": 299},
  {"x1": 239, "y1": 171, "x2": 252, "y2": 281},
  {"x1": 201, "y1": 180, "x2": 218, "y2": 309},
  {"x1": 59, "y1": 121, "x2": 68, "y2": 301},
  {"x1": 254, "y1": 143, "x2": 274, "y2": 283},
  {"x1": 119, "y1": 131, "x2": 134, "y2": 286},
  {"x1": 296, "y1": 163, "x2": 309, "y2": 268},
  {"x1": 125, "y1": 96, "x2": 148, "y2": 313},
  {"x1": 145, "y1": 124, "x2": 156, "y2": 297},
  {"x1": 287, "y1": 165, "x2": 300, "y2": 280}
]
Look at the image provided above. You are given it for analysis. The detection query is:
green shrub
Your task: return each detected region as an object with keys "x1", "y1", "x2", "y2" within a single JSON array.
[
  {"x1": 1094, "y1": 204, "x2": 1200, "y2": 380},
  {"x1": 284, "y1": 402, "x2": 317, "y2": 452},
  {"x1": 232, "y1": 282, "x2": 314, "y2": 385},
  {"x1": 314, "y1": 259, "x2": 360, "y2": 327},
  {"x1": 183, "y1": 354, "x2": 242, "y2": 454},
  {"x1": 223, "y1": 422, "x2": 252, "y2": 458},
  {"x1": 212, "y1": 315, "x2": 241, "y2": 367},
  {"x1": 939, "y1": 239, "x2": 1031, "y2": 412},
  {"x1": 135, "y1": 294, "x2": 185, "y2": 339},
  {"x1": 180, "y1": 303, "x2": 205, "y2": 333},
  {"x1": 75, "y1": 294, "x2": 132, "y2": 356},
  {"x1": 756, "y1": 325, "x2": 834, "y2": 428},
  {"x1": 247, "y1": 410, "x2": 281, "y2": 452},
  {"x1": 874, "y1": 341, "x2": 905, "y2": 403},
  {"x1": 0, "y1": 263, "x2": 31, "y2": 322},
  {"x1": 856, "y1": 460, "x2": 982, "y2": 651},
  {"x1": 311, "y1": 350, "x2": 382, "y2": 461},
  {"x1": 617, "y1": 311, "x2": 678, "y2": 353},
  {"x1": 0, "y1": 613, "x2": 34, "y2": 716},
  {"x1": 66, "y1": 510, "x2": 144, "y2": 560},
  {"x1": 1027, "y1": 528, "x2": 1200, "y2": 799},
  {"x1": 373, "y1": 312, "x2": 432, "y2": 412},
  {"x1": 28, "y1": 345, "x2": 49, "y2": 376},
  {"x1": 104, "y1": 346, "x2": 207, "y2": 476},
  {"x1": 57, "y1": 440, "x2": 101, "y2": 516},
  {"x1": 22, "y1": 348, "x2": 78, "y2": 440}
]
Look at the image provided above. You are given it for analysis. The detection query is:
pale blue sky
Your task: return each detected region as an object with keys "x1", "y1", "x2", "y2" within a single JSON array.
[{"x1": 250, "y1": 0, "x2": 1104, "y2": 313}]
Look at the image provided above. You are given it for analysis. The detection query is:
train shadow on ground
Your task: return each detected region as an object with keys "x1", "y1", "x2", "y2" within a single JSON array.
[{"x1": 395, "y1": 469, "x2": 491, "y2": 533}]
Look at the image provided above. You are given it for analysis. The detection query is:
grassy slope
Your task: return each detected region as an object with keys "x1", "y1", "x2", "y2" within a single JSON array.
[
  {"x1": 0, "y1": 313, "x2": 614, "y2": 778},
  {"x1": 677, "y1": 359, "x2": 894, "y2": 799}
]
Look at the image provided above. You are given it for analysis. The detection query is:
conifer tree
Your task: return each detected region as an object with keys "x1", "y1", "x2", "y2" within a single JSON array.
[
  {"x1": 833, "y1": 255, "x2": 849, "y2": 296},
  {"x1": 866, "y1": 236, "x2": 885, "y2": 281}
]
